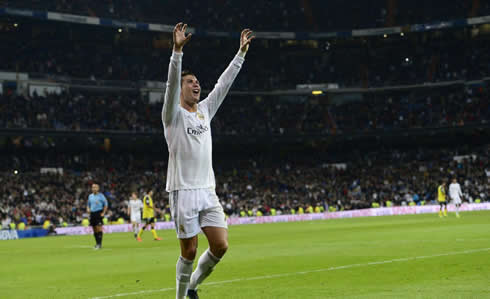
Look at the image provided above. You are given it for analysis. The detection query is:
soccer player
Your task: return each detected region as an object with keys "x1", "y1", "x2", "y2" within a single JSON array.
[
  {"x1": 127, "y1": 191, "x2": 143, "y2": 238},
  {"x1": 162, "y1": 23, "x2": 254, "y2": 299},
  {"x1": 87, "y1": 183, "x2": 108, "y2": 249},
  {"x1": 449, "y1": 178, "x2": 463, "y2": 218},
  {"x1": 437, "y1": 181, "x2": 448, "y2": 217},
  {"x1": 136, "y1": 190, "x2": 162, "y2": 241}
]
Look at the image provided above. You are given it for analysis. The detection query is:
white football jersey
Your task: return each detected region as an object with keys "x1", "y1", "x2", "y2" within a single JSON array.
[
  {"x1": 128, "y1": 199, "x2": 143, "y2": 216},
  {"x1": 449, "y1": 183, "x2": 462, "y2": 199},
  {"x1": 162, "y1": 51, "x2": 245, "y2": 192}
]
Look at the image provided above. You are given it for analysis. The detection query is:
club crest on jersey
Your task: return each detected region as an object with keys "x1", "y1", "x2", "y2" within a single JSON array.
[
  {"x1": 187, "y1": 124, "x2": 209, "y2": 136},
  {"x1": 196, "y1": 112, "x2": 205, "y2": 121}
]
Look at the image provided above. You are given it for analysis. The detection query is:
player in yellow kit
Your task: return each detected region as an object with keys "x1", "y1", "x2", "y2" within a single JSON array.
[
  {"x1": 437, "y1": 181, "x2": 448, "y2": 218},
  {"x1": 137, "y1": 190, "x2": 162, "y2": 241}
]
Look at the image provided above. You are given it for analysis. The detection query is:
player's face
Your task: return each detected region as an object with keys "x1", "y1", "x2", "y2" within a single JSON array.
[
  {"x1": 181, "y1": 74, "x2": 201, "y2": 105},
  {"x1": 131, "y1": 193, "x2": 137, "y2": 199},
  {"x1": 92, "y1": 184, "x2": 99, "y2": 194}
]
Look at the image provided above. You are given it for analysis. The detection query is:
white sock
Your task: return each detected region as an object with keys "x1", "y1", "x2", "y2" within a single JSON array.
[
  {"x1": 189, "y1": 249, "x2": 221, "y2": 290},
  {"x1": 456, "y1": 205, "x2": 459, "y2": 215},
  {"x1": 176, "y1": 256, "x2": 194, "y2": 299}
]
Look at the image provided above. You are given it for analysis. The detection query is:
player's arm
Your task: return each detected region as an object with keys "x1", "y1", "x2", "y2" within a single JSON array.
[
  {"x1": 201, "y1": 29, "x2": 254, "y2": 119},
  {"x1": 162, "y1": 22, "x2": 192, "y2": 127},
  {"x1": 101, "y1": 196, "x2": 108, "y2": 217}
]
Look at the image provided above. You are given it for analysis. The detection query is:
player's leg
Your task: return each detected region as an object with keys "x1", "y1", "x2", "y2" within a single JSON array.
[
  {"x1": 455, "y1": 202, "x2": 461, "y2": 217},
  {"x1": 189, "y1": 205, "x2": 228, "y2": 293},
  {"x1": 170, "y1": 190, "x2": 200, "y2": 299},
  {"x1": 150, "y1": 220, "x2": 162, "y2": 240},
  {"x1": 438, "y1": 202, "x2": 443, "y2": 217},
  {"x1": 137, "y1": 221, "x2": 148, "y2": 240},
  {"x1": 90, "y1": 212, "x2": 103, "y2": 248},
  {"x1": 443, "y1": 202, "x2": 448, "y2": 217},
  {"x1": 92, "y1": 225, "x2": 99, "y2": 247},
  {"x1": 131, "y1": 221, "x2": 137, "y2": 238},
  {"x1": 188, "y1": 226, "x2": 227, "y2": 294},
  {"x1": 90, "y1": 213, "x2": 97, "y2": 245},
  {"x1": 176, "y1": 236, "x2": 198, "y2": 299},
  {"x1": 97, "y1": 224, "x2": 104, "y2": 247}
]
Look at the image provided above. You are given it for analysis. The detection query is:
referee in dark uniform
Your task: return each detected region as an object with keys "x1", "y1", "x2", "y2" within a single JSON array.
[{"x1": 87, "y1": 183, "x2": 108, "y2": 249}]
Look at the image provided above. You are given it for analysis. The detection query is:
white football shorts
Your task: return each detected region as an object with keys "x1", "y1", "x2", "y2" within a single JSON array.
[
  {"x1": 169, "y1": 188, "x2": 228, "y2": 239},
  {"x1": 452, "y1": 196, "x2": 462, "y2": 205},
  {"x1": 130, "y1": 213, "x2": 142, "y2": 223}
]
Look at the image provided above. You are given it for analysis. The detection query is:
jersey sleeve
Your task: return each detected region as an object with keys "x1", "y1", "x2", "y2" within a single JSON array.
[
  {"x1": 102, "y1": 195, "x2": 108, "y2": 207},
  {"x1": 162, "y1": 51, "x2": 183, "y2": 127},
  {"x1": 200, "y1": 54, "x2": 245, "y2": 119}
]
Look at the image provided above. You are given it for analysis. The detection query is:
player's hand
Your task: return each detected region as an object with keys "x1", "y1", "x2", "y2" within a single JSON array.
[
  {"x1": 239, "y1": 29, "x2": 255, "y2": 53},
  {"x1": 173, "y1": 22, "x2": 192, "y2": 53}
]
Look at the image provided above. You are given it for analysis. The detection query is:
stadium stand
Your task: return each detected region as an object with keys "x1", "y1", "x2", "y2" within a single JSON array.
[{"x1": 0, "y1": 1, "x2": 489, "y2": 229}]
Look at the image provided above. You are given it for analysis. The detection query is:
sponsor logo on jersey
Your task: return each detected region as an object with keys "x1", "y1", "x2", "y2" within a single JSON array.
[{"x1": 187, "y1": 124, "x2": 209, "y2": 136}]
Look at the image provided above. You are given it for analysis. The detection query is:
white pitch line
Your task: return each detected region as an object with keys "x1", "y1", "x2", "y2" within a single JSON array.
[
  {"x1": 66, "y1": 245, "x2": 93, "y2": 248},
  {"x1": 90, "y1": 247, "x2": 490, "y2": 299}
]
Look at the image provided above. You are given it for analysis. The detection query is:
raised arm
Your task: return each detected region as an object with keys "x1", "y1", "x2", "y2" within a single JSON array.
[
  {"x1": 202, "y1": 29, "x2": 254, "y2": 119},
  {"x1": 162, "y1": 23, "x2": 192, "y2": 127},
  {"x1": 101, "y1": 196, "x2": 108, "y2": 217}
]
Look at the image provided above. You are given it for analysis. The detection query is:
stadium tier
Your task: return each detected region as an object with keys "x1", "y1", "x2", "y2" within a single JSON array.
[
  {"x1": 1, "y1": 83, "x2": 488, "y2": 134},
  {"x1": 2, "y1": 15, "x2": 490, "y2": 89},
  {"x1": 3, "y1": 0, "x2": 490, "y2": 31},
  {"x1": 1, "y1": 145, "x2": 488, "y2": 228}
]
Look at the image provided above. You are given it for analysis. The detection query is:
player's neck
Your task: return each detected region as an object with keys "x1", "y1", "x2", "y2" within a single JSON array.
[{"x1": 180, "y1": 98, "x2": 197, "y2": 112}]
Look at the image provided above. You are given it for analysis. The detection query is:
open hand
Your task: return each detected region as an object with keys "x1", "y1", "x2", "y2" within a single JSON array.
[
  {"x1": 240, "y1": 29, "x2": 255, "y2": 53},
  {"x1": 173, "y1": 22, "x2": 192, "y2": 52}
]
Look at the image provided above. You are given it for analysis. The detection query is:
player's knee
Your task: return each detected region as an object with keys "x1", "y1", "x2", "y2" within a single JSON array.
[
  {"x1": 212, "y1": 240, "x2": 228, "y2": 258},
  {"x1": 181, "y1": 246, "x2": 197, "y2": 260}
]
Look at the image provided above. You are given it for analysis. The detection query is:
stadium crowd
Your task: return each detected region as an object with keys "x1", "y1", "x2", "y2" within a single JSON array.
[
  {"x1": 1, "y1": 146, "x2": 488, "y2": 229},
  {"x1": 1, "y1": 85, "x2": 488, "y2": 134},
  {"x1": 2, "y1": 17, "x2": 490, "y2": 89},
  {"x1": 3, "y1": 0, "x2": 490, "y2": 31}
]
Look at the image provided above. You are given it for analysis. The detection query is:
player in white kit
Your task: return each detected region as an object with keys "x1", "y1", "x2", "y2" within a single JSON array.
[
  {"x1": 162, "y1": 23, "x2": 254, "y2": 299},
  {"x1": 127, "y1": 192, "x2": 143, "y2": 238},
  {"x1": 449, "y1": 178, "x2": 463, "y2": 218}
]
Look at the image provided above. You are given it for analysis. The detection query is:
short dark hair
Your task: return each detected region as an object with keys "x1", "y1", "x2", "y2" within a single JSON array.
[{"x1": 181, "y1": 70, "x2": 195, "y2": 85}]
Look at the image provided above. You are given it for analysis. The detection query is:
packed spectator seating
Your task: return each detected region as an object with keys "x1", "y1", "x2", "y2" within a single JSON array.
[
  {"x1": 1, "y1": 145, "x2": 488, "y2": 228},
  {"x1": 2, "y1": 16, "x2": 490, "y2": 89},
  {"x1": 3, "y1": 0, "x2": 490, "y2": 32},
  {"x1": 1, "y1": 83, "x2": 488, "y2": 134}
]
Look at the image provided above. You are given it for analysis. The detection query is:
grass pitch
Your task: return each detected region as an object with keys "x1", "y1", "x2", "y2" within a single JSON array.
[{"x1": 1, "y1": 210, "x2": 489, "y2": 299}]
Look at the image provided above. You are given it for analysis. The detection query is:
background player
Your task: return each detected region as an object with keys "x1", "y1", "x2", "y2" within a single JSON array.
[
  {"x1": 437, "y1": 181, "x2": 448, "y2": 218},
  {"x1": 162, "y1": 23, "x2": 254, "y2": 299},
  {"x1": 449, "y1": 178, "x2": 463, "y2": 218},
  {"x1": 128, "y1": 191, "x2": 143, "y2": 238},
  {"x1": 136, "y1": 190, "x2": 162, "y2": 241},
  {"x1": 87, "y1": 183, "x2": 108, "y2": 249}
]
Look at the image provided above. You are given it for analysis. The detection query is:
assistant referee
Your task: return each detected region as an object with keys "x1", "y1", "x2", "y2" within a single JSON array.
[{"x1": 87, "y1": 183, "x2": 108, "y2": 249}]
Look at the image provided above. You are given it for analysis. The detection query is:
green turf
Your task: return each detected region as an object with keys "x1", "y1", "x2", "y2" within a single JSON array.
[{"x1": 1, "y1": 210, "x2": 489, "y2": 299}]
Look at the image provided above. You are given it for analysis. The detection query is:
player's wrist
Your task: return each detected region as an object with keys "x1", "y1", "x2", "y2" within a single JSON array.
[
  {"x1": 237, "y1": 49, "x2": 247, "y2": 58},
  {"x1": 173, "y1": 45, "x2": 183, "y2": 53}
]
